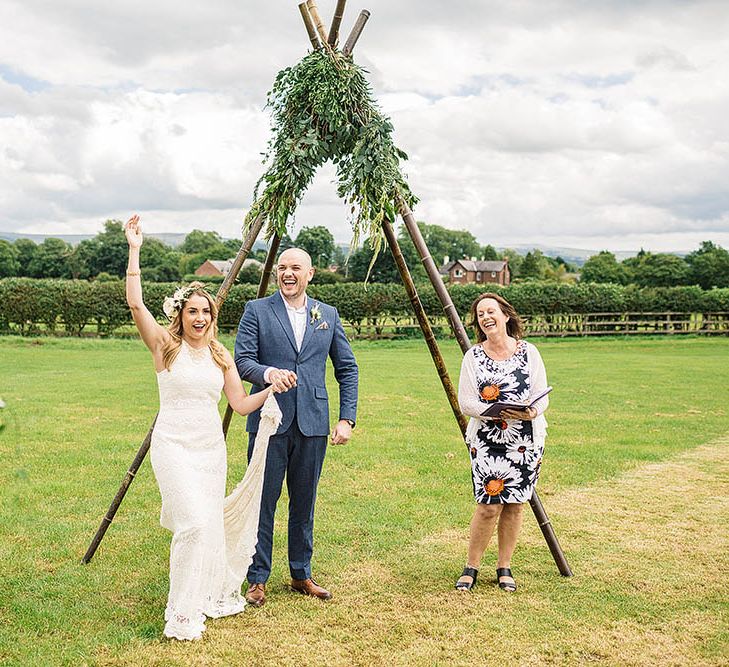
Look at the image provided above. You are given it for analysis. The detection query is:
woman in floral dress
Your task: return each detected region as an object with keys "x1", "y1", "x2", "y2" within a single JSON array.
[{"x1": 455, "y1": 293, "x2": 549, "y2": 593}]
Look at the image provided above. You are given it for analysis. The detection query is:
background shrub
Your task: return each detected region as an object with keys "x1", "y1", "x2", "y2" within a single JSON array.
[{"x1": 1, "y1": 278, "x2": 727, "y2": 337}]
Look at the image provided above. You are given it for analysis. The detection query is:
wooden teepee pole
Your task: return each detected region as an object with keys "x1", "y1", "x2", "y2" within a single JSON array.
[
  {"x1": 342, "y1": 10, "x2": 371, "y2": 57},
  {"x1": 82, "y1": 214, "x2": 266, "y2": 564},
  {"x1": 306, "y1": 0, "x2": 330, "y2": 46},
  {"x1": 258, "y1": 234, "x2": 282, "y2": 297},
  {"x1": 81, "y1": 416, "x2": 157, "y2": 564},
  {"x1": 396, "y1": 198, "x2": 572, "y2": 577},
  {"x1": 396, "y1": 197, "x2": 471, "y2": 350},
  {"x1": 298, "y1": 2, "x2": 321, "y2": 50},
  {"x1": 328, "y1": 0, "x2": 347, "y2": 46},
  {"x1": 382, "y1": 219, "x2": 467, "y2": 434},
  {"x1": 215, "y1": 216, "x2": 266, "y2": 307},
  {"x1": 221, "y1": 233, "x2": 282, "y2": 438}
]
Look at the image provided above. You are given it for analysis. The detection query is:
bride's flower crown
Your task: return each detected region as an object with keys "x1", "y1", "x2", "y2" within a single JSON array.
[{"x1": 162, "y1": 285, "x2": 198, "y2": 320}]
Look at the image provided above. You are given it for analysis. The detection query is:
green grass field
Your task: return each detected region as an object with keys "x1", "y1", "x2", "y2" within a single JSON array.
[{"x1": 1, "y1": 335, "x2": 727, "y2": 666}]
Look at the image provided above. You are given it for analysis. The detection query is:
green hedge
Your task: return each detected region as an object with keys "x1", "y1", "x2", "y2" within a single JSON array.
[{"x1": 1, "y1": 277, "x2": 728, "y2": 336}]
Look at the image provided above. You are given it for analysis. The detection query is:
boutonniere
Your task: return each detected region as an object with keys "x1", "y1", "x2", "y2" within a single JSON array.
[{"x1": 309, "y1": 303, "x2": 321, "y2": 325}]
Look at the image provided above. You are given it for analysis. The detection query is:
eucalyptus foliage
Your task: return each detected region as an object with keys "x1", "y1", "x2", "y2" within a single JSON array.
[{"x1": 244, "y1": 50, "x2": 418, "y2": 258}]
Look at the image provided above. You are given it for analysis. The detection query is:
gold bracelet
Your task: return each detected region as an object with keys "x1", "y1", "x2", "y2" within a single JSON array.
[{"x1": 126, "y1": 270, "x2": 141, "y2": 276}]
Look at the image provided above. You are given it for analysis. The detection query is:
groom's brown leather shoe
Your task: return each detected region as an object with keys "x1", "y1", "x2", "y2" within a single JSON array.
[
  {"x1": 245, "y1": 583, "x2": 266, "y2": 607},
  {"x1": 291, "y1": 578, "x2": 332, "y2": 600}
]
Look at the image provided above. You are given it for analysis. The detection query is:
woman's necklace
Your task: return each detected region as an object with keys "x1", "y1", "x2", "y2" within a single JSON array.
[{"x1": 183, "y1": 339, "x2": 208, "y2": 361}]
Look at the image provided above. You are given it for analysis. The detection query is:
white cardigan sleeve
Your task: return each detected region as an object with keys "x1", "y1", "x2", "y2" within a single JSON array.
[
  {"x1": 458, "y1": 346, "x2": 487, "y2": 446},
  {"x1": 526, "y1": 341, "x2": 549, "y2": 439},
  {"x1": 526, "y1": 342, "x2": 549, "y2": 416},
  {"x1": 458, "y1": 346, "x2": 486, "y2": 419}
]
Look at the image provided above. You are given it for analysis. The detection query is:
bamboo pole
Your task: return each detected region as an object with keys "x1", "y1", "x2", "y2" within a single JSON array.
[
  {"x1": 396, "y1": 198, "x2": 573, "y2": 577},
  {"x1": 221, "y1": 403, "x2": 234, "y2": 436},
  {"x1": 328, "y1": 0, "x2": 347, "y2": 46},
  {"x1": 396, "y1": 197, "x2": 471, "y2": 351},
  {"x1": 221, "y1": 233, "x2": 281, "y2": 438},
  {"x1": 306, "y1": 0, "x2": 329, "y2": 46},
  {"x1": 530, "y1": 490, "x2": 572, "y2": 576},
  {"x1": 82, "y1": 215, "x2": 266, "y2": 564},
  {"x1": 342, "y1": 10, "x2": 371, "y2": 57},
  {"x1": 257, "y1": 234, "x2": 281, "y2": 299},
  {"x1": 298, "y1": 2, "x2": 321, "y2": 50},
  {"x1": 382, "y1": 219, "x2": 468, "y2": 435},
  {"x1": 82, "y1": 418, "x2": 156, "y2": 564},
  {"x1": 215, "y1": 215, "x2": 266, "y2": 307}
]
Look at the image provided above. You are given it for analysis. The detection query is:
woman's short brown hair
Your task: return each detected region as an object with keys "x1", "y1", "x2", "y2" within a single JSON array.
[{"x1": 469, "y1": 292, "x2": 524, "y2": 342}]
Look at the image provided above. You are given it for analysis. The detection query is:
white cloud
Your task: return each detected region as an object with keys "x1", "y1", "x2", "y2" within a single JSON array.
[{"x1": 0, "y1": 0, "x2": 728, "y2": 254}]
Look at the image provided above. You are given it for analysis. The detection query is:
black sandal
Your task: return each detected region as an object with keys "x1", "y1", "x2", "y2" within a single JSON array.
[
  {"x1": 496, "y1": 567, "x2": 517, "y2": 592},
  {"x1": 455, "y1": 566, "x2": 479, "y2": 591}
]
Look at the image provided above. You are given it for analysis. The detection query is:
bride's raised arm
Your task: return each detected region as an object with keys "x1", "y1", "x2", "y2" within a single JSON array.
[{"x1": 124, "y1": 215, "x2": 168, "y2": 354}]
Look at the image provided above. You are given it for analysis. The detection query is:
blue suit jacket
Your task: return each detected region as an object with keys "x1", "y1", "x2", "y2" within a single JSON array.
[{"x1": 234, "y1": 291, "x2": 359, "y2": 436}]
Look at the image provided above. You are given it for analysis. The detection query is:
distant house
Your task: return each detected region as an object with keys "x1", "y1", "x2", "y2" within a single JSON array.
[
  {"x1": 439, "y1": 258, "x2": 510, "y2": 286},
  {"x1": 194, "y1": 258, "x2": 263, "y2": 277}
]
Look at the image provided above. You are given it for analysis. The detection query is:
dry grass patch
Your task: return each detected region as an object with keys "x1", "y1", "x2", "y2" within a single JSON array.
[{"x1": 86, "y1": 435, "x2": 729, "y2": 667}]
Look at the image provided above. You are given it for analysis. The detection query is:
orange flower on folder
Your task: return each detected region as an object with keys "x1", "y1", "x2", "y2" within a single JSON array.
[{"x1": 480, "y1": 384, "x2": 500, "y2": 401}]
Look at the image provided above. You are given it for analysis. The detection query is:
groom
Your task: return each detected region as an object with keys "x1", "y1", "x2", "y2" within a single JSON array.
[{"x1": 234, "y1": 247, "x2": 358, "y2": 606}]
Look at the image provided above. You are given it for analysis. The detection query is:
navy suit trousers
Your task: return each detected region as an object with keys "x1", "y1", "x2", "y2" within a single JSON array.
[{"x1": 246, "y1": 421, "x2": 328, "y2": 583}]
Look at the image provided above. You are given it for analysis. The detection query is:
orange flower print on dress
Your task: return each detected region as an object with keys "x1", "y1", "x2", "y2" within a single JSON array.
[
  {"x1": 485, "y1": 479, "x2": 505, "y2": 496},
  {"x1": 470, "y1": 341, "x2": 544, "y2": 505},
  {"x1": 480, "y1": 384, "x2": 500, "y2": 401}
]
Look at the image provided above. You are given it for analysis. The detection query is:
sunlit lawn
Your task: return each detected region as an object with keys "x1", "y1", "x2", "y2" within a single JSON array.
[{"x1": 1, "y1": 335, "x2": 727, "y2": 666}]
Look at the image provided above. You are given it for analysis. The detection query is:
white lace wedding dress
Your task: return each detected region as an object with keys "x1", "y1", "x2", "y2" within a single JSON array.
[{"x1": 150, "y1": 340, "x2": 280, "y2": 641}]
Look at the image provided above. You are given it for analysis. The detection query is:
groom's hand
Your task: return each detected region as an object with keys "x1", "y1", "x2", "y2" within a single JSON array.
[
  {"x1": 269, "y1": 368, "x2": 297, "y2": 393},
  {"x1": 330, "y1": 420, "x2": 352, "y2": 445}
]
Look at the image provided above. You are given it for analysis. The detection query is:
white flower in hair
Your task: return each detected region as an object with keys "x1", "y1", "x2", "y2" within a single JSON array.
[
  {"x1": 162, "y1": 284, "x2": 198, "y2": 320},
  {"x1": 162, "y1": 297, "x2": 177, "y2": 319}
]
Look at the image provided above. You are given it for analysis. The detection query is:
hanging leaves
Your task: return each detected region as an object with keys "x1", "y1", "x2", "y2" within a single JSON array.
[{"x1": 243, "y1": 49, "x2": 418, "y2": 261}]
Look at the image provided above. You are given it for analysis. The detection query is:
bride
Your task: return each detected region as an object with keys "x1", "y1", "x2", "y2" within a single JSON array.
[{"x1": 124, "y1": 215, "x2": 295, "y2": 640}]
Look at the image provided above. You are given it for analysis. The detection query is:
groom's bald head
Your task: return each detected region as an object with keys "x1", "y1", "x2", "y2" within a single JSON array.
[
  {"x1": 278, "y1": 247, "x2": 312, "y2": 269},
  {"x1": 276, "y1": 247, "x2": 315, "y2": 303}
]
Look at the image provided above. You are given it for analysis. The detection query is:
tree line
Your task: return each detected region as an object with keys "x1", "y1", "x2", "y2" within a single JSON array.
[
  {"x1": 0, "y1": 220, "x2": 505, "y2": 284},
  {"x1": 578, "y1": 245, "x2": 729, "y2": 289},
  {"x1": 1, "y1": 219, "x2": 727, "y2": 289}
]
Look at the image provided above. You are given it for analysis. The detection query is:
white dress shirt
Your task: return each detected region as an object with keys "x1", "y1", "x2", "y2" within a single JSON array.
[
  {"x1": 285, "y1": 296, "x2": 308, "y2": 351},
  {"x1": 263, "y1": 296, "x2": 308, "y2": 383}
]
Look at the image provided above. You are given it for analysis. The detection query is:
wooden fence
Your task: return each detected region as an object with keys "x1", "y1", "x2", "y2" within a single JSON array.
[
  {"x1": 521, "y1": 311, "x2": 729, "y2": 337},
  {"x1": 341, "y1": 312, "x2": 729, "y2": 339},
  {"x1": 5, "y1": 312, "x2": 729, "y2": 339}
]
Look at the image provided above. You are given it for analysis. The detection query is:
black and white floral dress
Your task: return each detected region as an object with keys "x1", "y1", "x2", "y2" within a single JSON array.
[{"x1": 457, "y1": 340, "x2": 549, "y2": 505}]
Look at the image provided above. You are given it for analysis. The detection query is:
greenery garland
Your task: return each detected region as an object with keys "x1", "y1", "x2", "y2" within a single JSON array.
[{"x1": 244, "y1": 49, "x2": 418, "y2": 260}]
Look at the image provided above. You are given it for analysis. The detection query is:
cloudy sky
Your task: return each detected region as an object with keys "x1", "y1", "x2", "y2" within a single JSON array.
[{"x1": 1, "y1": 0, "x2": 728, "y2": 252}]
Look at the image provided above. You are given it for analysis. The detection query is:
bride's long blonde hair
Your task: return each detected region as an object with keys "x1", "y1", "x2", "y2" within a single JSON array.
[{"x1": 161, "y1": 282, "x2": 230, "y2": 372}]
